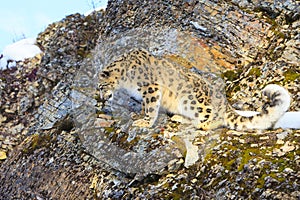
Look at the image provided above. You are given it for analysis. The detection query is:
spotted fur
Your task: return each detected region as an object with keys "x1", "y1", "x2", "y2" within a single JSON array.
[{"x1": 99, "y1": 49, "x2": 290, "y2": 130}]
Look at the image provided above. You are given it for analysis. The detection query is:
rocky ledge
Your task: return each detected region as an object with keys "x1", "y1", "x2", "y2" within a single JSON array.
[{"x1": 0, "y1": 0, "x2": 299, "y2": 199}]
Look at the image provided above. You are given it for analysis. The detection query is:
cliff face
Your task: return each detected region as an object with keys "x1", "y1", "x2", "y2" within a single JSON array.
[{"x1": 0, "y1": 0, "x2": 299, "y2": 199}]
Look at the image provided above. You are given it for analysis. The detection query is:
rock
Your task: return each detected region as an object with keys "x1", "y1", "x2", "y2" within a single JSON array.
[
  {"x1": 276, "y1": 131, "x2": 289, "y2": 140},
  {"x1": 0, "y1": 151, "x2": 7, "y2": 160},
  {"x1": 0, "y1": 0, "x2": 300, "y2": 199},
  {"x1": 273, "y1": 141, "x2": 296, "y2": 157}
]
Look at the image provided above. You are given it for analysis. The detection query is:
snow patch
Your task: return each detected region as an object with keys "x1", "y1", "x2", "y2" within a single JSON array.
[
  {"x1": 0, "y1": 38, "x2": 42, "y2": 70},
  {"x1": 274, "y1": 112, "x2": 300, "y2": 129}
]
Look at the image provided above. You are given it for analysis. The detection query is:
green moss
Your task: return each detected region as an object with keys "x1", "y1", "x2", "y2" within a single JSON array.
[
  {"x1": 224, "y1": 159, "x2": 237, "y2": 171},
  {"x1": 167, "y1": 181, "x2": 189, "y2": 200},
  {"x1": 256, "y1": 173, "x2": 268, "y2": 188},
  {"x1": 96, "y1": 110, "x2": 106, "y2": 115},
  {"x1": 237, "y1": 149, "x2": 253, "y2": 171},
  {"x1": 77, "y1": 48, "x2": 88, "y2": 58},
  {"x1": 257, "y1": 172, "x2": 286, "y2": 189},
  {"x1": 221, "y1": 70, "x2": 240, "y2": 82},
  {"x1": 85, "y1": 53, "x2": 93, "y2": 59},
  {"x1": 248, "y1": 67, "x2": 262, "y2": 77},
  {"x1": 171, "y1": 136, "x2": 187, "y2": 157},
  {"x1": 275, "y1": 151, "x2": 296, "y2": 172},
  {"x1": 104, "y1": 127, "x2": 115, "y2": 133},
  {"x1": 269, "y1": 80, "x2": 282, "y2": 85},
  {"x1": 28, "y1": 134, "x2": 40, "y2": 150},
  {"x1": 22, "y1": 133, "x2": 52, "y2": 155},
  {"x1": 196, "y1": 129, "x2": 299, "y2": 194},
  {"x1": 283, "y1": 69, "x2": 300, "y2": 83},
  {"x1": 168, "y1": 189, "x2": 185, "y2": 200},
  {"x1": 127, "y1": 136, "x2": 140, "y2": 146},
  {"x1": 104, "y1": 126, "x2": 143, "y2": 151},
  {"x1": 202, "y1": 139, "x2": 220, "y2": 164},
  {"x1": 221, "y1": 69, "x2": 245, "y2": 98},
  {"x1": 232, "y1": 85, "x2": 241, "y2": 93},
  {"x1": 273, "y1": 30, "x2": 286, "y2": 39}
]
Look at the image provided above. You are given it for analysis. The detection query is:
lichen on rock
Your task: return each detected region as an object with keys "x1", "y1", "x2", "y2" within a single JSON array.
[{"x1": 0, "y1": 0, "x2": 299, "y2": 199}]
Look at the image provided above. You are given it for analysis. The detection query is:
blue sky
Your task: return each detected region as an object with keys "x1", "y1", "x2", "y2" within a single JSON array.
[{"x1": 0, "y1": 0, "x2": 107, "y2": 52}]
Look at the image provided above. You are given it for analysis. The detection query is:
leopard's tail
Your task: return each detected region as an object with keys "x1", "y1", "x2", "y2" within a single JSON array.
[{"x1": 225, "y1": 84, "x2": 291, "y2": 130}]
